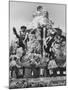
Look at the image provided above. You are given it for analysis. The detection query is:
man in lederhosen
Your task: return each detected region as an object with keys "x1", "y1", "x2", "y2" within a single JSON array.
[{"x1": 13, "y1": 26, "x2": 27, "y2": 51}]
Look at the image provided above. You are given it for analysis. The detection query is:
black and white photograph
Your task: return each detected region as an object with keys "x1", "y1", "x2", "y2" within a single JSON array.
[{"x1": 9, "y1": 1, "x2": 66, "y2": 89}]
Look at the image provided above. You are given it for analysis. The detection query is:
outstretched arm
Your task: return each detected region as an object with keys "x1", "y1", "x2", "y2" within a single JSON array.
[{"x1": 13, "y1": 27, "x2": 19, "y2": 38}]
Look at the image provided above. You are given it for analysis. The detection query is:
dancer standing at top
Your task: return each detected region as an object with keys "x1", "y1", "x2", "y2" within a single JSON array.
[{"x1": 28, "y1": 6, "x2": 53, "y2": 29}]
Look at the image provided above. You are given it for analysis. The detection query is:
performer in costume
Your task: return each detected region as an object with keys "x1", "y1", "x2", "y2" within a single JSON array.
[{"x1": 13, "y1": 26, "x2": 27, "y2": 50}]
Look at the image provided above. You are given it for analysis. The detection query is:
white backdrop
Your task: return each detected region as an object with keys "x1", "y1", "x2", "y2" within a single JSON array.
[{"x1": 0, "y1": 0, "x2": 68, "y2": 90}]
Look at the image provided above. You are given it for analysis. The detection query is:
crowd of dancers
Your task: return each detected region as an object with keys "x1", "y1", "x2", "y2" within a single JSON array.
[{"x1": 9, "y1": 6, "x2": 66, "y2": 79}]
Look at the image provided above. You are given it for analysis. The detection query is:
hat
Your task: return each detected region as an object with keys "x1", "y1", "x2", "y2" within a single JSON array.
[
  {"x1": 20, "y1": 26, "x2": 27, "y2": 30},
  {"x1": 55, "y1": 28, "x2": 62, "y2": 35},
  {"x1": 37, "y1": 6, "x2": 43, "y2": 11}
]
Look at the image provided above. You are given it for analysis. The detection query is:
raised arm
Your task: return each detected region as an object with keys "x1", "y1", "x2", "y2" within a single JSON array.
[{"x1": 13, "y1": 27, "x2": 20, "y2": 38}]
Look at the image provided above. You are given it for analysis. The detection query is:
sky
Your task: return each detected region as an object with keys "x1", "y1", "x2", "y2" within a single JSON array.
[{"x1": 9, "y1": 1, "x2": 66, "y2": 42}]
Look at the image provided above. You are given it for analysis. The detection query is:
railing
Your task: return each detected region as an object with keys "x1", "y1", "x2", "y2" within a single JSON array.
[{"x1": 10, "y1": 65, "x2": 66, "y2": 79}]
